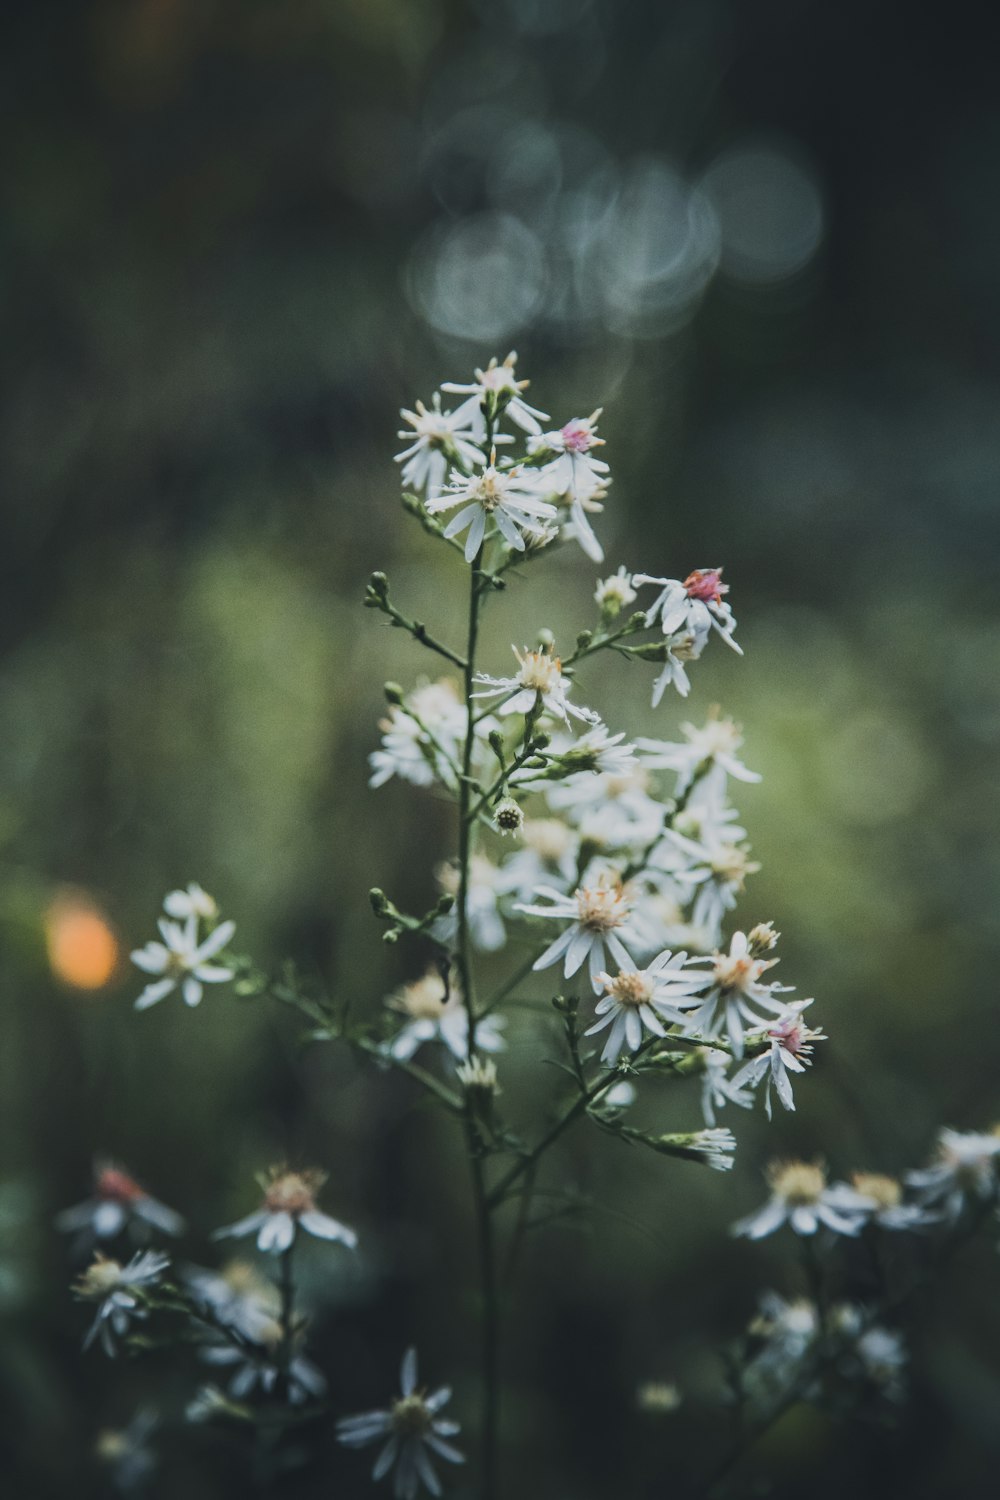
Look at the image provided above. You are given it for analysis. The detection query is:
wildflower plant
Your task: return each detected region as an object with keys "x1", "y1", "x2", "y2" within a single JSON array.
[{"x1": 60, "y1": 353, "x2": 1000, "y2": 1498}]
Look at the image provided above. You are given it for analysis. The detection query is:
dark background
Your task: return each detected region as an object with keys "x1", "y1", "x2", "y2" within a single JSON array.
[{"x1": 2, "y1": 1, "x2": 1000, "y2": 1495}]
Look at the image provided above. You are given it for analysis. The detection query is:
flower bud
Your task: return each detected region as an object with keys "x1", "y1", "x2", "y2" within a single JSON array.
[{"x1": 493, "y1": 798, "x2": 524, "y2": 836}]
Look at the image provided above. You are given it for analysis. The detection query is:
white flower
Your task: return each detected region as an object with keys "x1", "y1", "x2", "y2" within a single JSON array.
[
  {"x1": 473, "y1": 644, "x2": 600, "y2": 727},
  {"x1": 854, "y1": 1324, "x2": 907, "y2": 1399},
  {"x1": 369, "y1": 680, "x2": 467, "y2": 791},
  {"x1": 213, "y1": 1168, "x2": 358, "y2": 1255},
  {"x1": 636, "y1": 714, "x2": 760, "y2": 801},
  {"x1": 634, "y1": 567, "x2": 742, "y2": 656},
  {"x1": 131, "y1": 911, "x2": 236, "y2": 1011},
  {"x1": 426, "y1": 454, "x2": 557, "y2": 562},
  {"x1": 665, "y1": 835, "x2": 763, "y2": 955},
  {"x1": 163, "y1": 882, "x2": 218, "y2": 921},
  {"x1": 746, "y1": 1292, "x2": 819, "y2": 1389},
  {"x1": 905, "y1": 1128, "x2": 1000, "y2": 1223},
  {"x1": 56, "y1": 1161, "x2": 185, "y2": 1248},
  {"x1": 522, "y1": 725, "x2": 637, "y2": 784},
  {"x1": 655, "y1": 929, "x2": 789, "y2": 1057},
  {"x1": 435, "y1": 855, "x2": 509, "y2": 952},
  {"x1": 676, "y1": 1127, "x2": 737, "y2": 1172},
  {"x1": 94, "y1": 1409, "x2": 159, "y2": 1490},
  {"x1": 494, "y1": 818, "x2": 579, "y2": 903},
  {"x1": 516, "y1": 873, "x2": 639, "y2": 993},
  {"x1": 732, "y1": 1161, "x2": 873, "y2": 1240},
  {"x1": 698, "y1": 1047, "x2": 755, "y2": 1128},
  {"x1": 337, "y1": 1347, "x2": 464, "y2": 1500},
  {"x1": 183, "y1": 1259, "x2": 280, "y2": 1342},
  {"x1": 731, "y1": 1001, "x2": 824, "y2": 1119},
  {"x1": 530, "y1": 411, "x2": 611, "y2": 562},
  {"x1": 201, "y1": 1325, "x2": 327, "y2": 1406},
  {"x1": 395, "y1": 396, "x2": 484, "y2": 496},
  {"x1": 847, "y1": 1173, "x2": 931, "y2": 1231},
  {"x1": 649, "y1": 629, "x2": 705, "y2": 703},
  {"x1": 584, "y1": 952, "x2": 709, "y2": 1064},
  {"x1": 74, "y1": 1250, "x2": 170, "y2": 1356},
  {"x1": 595, "y1": 566, "x2": 637, "y2": 618},
  {"x1": 385, "y1": 969, "x2": 506, "y2": 1062},
  {"x1": 440, "y1": 352, "x2": 548, "y2": 437}
]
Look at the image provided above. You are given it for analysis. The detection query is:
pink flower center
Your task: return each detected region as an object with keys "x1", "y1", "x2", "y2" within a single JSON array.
[
  {"x1": 683, "y1": 569, "x2": 727, "y2": 604},
  {"x1": 769, "y1": 1019, "x2": 804, "y2": 1054},
  {"x1": 560, "y1": 420, "x2": 593, "y2": 453},
  {"x1": 97, "y1": 1167, "x2": 144, "y2": 1204}
]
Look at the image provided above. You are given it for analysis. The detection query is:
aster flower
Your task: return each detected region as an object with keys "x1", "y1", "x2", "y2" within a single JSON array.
[
  {"x1": 385, "y1": 969, "x2": 505, "y2": 1062},
  {"x1": 473, "y1": 644, "x2": 600, "y2": 727},
  {"x1": 131, "y1": 910, "x2": 236, "y2": 1011},
  {"x1": 369, "y1": 680, "x2": 467, "y2": 791},
  {"x1": 666, "y1": 834, "x2": 762, "y2": 952},
  {"x1": 494, "y1": 818, "x2": 579, "y2": 903},
  {"x1": 163, "y1": 882, "x2": 219, "y2": 921},
  {"x1": 74, "y1": 1250, "x2": 170, "y2": 1356},
  {"x1": 526, "y1": 725, "x2": 637, "y2": 782},
  {"x1": 698, "y1": 1047, "x2": 755, "y2": 1128},
  {"x1": 435, "y1": 855, "x2": 508, "y2": 952},
  {"x1": 183, "y1": 1259, "x2": 280, "y2": 1342},
  {"x1": 94, "y1": 1409, "x2": 159, "y2": 1491},
  {"x1": 200, "y1": 1322, "x2": 327, "y2": 1405},
  {"x1": 213, "y1": 1168, "x2": 357, "y2": 1255},
  {"x1": 732, "y1": 1161, "x2": 872, "y2": 1240},
  {"x1": 56, "y1": 1161, "x2": 185, "y2": 1250},
  {"x1": 636, "y1": 713, "x2": 760, "y2": 800},
  {"x1": 584, "y1": 952, "x2": 709, "y2": 1064},
  {"x1": 666, "y1": 929, "x2": 790, "y2": 1057},
  {"x1": 731, "y1": 1001, "x2": 825, "y2": 1119},
  {"x1": 848, "y1": 1173, "x2": 931, "y2": 1231},
  {"x1": 440, "y1": 352, "x2": 548, "y2": 437},
  {"x1": 634, "y1": 567, "x2": 742, "y2": 655},
  {"x1": 905, "y1": 1128, "x2": 1000, "y2": 1223},
  {"x1": 530, "y1": 411, "x2": 611, "y2": 562},
  {"x1": 395, "y1": 396, "x2": 484, "y2": 496},
  {"x1": 337, "y1": 1347, "x2": 464, "y2": 1500},
  {"x1": 649, "y1": 628, "x2": 705, "y2": 703},
  {"x1": 516, "y1": 873, "x2": 639, "y2": 992},
  {"x1": 426, "y1": 453, "x2": 557, "y2": 562},
  {"x1": 594, "y1": 566, "x2": 637, "y2": 619}
]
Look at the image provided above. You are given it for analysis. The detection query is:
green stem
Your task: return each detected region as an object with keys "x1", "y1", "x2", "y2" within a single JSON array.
[{"x1": 277, "y1": 1241, "x2": 295, "y2": 1403}]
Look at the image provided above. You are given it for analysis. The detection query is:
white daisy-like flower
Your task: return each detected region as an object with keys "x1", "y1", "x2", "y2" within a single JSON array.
[
  {"x1": 213, "y1": 1168, "x2": 358, "y2": 1255},
  {"x1": 369, "y1": 680, "x2": 467, "y2": 791},
  {"x1": 435, "y1": 855, "x2": 509, "y2": 952},
  {"x1": 636, "y1": 714, "x2": 761, "y2": 800},
  {"x1": 731, "y1": 1001, "x2": 825, "y2": 1119},
  {"x1": 56, "y1": 1161, "x2": 185, "y2": 1249},
  {"x1": 649, "y1": 629, "x2": 705, "y2": 704},
  {"x1": 584, "y1": 952, "x2": 708, "y2": 1064},
  {"x1": 671, "y1": 1127, "x2": 738, "y2": 1172},
  {"x1": 494, "y1": 818, "x2": 579, "y2": 903},
  {"x1": 163, "y1": 882, "x2": 218, "y2": 921},
  {"x1": 905, "y1": 1128, "x2": 1000, "y2": 1223},
  {"x1": 847, "y1": 1173, "x2": 932, "y2": 1231},
  {"x1": 666, "y1": 834, "x2": 762, "y2": 952},
  {"x1": 698, "y1": 1047, "x2": 755, "y2": 1128},
  {"x1": 94, "y1": 1409, "x2": 159, "y2": 1491},
  {"x1": 516, "y1": 873, "x2": 639, "y2": 992},
  {"x1": 74, "y1": 1250, "x2": 170, "y2": 1357},
  {"x1": 440, "y1": 352, "x2": 548, "y2": 437},
  {"x1": 183, "y1": 1259, "x2": 280, "y2": 1343},
  {"x1": 395, "y1": 396, "x2": 484, "y2": 496},
  {"x1": 522, "y1": 725, "x2": 637, "y2": 784},
  {"x1": 131, "y1": 911, "x2": 236, "y2": 1011},
  {"x1": 747, "y1": 1292, "x2": 819, "y2": 1388},
  {"x1": 385, "y1": 969, "x2": 506, "y2": 1062},
  {"x1": 337, "y1": 1347, "x2": 464, "y2": 1500},
  {"x1": 674, "y1": 929, "x2": 790, "y2": 1057},
  {"x1": 732, "y1": 1160, "x2": 873, "y2": 1240},
  {"x1": 426, "y1": 453, "x2": 557, "y2": 562},
  {"x1": 634, "y1": 567, "x2": 742, "y2": 655},
  {"x1": 594, "y1": 566, "x2": 637, "y2": 618},
  {"x1": 200, "y1": 1322, "x2": 327, "y2": 1406},
  {"x1": 530, "y1": 411, "x2": 611, "y2": 562},
  {"x1": 473, "y1": 644, "x2": 600, "y2": 727}
]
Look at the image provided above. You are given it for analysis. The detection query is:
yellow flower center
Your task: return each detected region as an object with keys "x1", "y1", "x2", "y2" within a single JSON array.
[
  {"x1": 575, "y1": 878, "x2": 630, "y2": 932},
  {"x1": 768, "y1": 1160, "x2": 826, "y2": 1205}
]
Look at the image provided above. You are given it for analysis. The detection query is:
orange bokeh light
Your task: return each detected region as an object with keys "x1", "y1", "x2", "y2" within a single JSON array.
[{"x1": 46, "y1": 896, "x2": 121, "y2": 990}]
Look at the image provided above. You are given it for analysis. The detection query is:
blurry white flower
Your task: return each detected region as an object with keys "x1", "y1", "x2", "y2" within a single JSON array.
[
  {"x1": 848, "y1": 1173, "x2": 931, "y2": 1231},
  {"x1": 183, "y1": 1259, "x2": 280, "y2": 1342},
  {"x1": 337, "y1": 1347, "x2": 464, "y2": 1500},
  {"x1": 666, "y1": 835, "x2": 763, "y2": 961},
  {"x1": 74, "y1": 1250, "x2": 170, "y2": 1356},
  {"x1": 516, "y1": 873, "x2": 639, "y2": 992},
  {"x1": 426, "y1": 454, "x2": 557, "y2": 562},
  {"x1": 531, "y1": 412, "x2": 611, "y2": 562},
  {"x1": 95, "y1": 1409, "x2": 158, "y2": 1491},
  {"x1": 213, "y1": 1168, "x2": 357, "y2": 1255},
  {"x1": 853, "y1": 1324, "x2": 907, "y2": 1399},
  {"x1": 370, "y1": 680, "x2": 467, "y2": 791},
  {"x1": 595, "y1": 566, "x2": 637, "y2": 618},
  {"x1": 440, "y1": 353, "x2": 548, "y2": 438},
  {"x1": 698, "y1": 1046, "x2": 755, "y2": 1128},
  {"x1": 201, "y1": 1323, "x2": 326, "y2": 1406},
  {"x1": 131, "y1": 911, "x2": 235, "y2": 1011},
  {"x1": 474, "y1": 644, "x2": 600, "y2": 727},
  {"x1": 163, "y1": 883, "x2": 218, "y2": 921},
  {"x1": 494, "y1": 818, "x2": 578, "y2": 903},
  {"x1": 386, "y1": 969, "x2": 505, "y2": 1062},
  {"x1": 436, "y1": 855, "x2": 509, "y2": 952},
  {"x1": 649, "y1": 629, "x2": 704, "y2": 703},
  {"x1": 732, "y1": 1161, "x2": 872, "y2": 1240},
  {"x1": 56, "y1": 1161, "x2": 185, "y2": 1249},
  {"x1": 636, "y1": 714, "x2": 760, "y2": 800},
  {"x1": 636, "y1": 1380, "x2": 682, "y2": 1413},
  {"x1": 584, "y1": 952, "x2": 708, "y2": 1064},
  {"x1": 395, "y1": 396, "x2": 484, "y2": 496},
  {"x1": 731, "y1": 1001, "x2": 824, "y2": 1118},
  {"x1": 634, "y1": 567, "x2": 742, "y2": 655},
  {"x1": 905, "y1": 1128, "x2": 1000, "y2": 1223}
]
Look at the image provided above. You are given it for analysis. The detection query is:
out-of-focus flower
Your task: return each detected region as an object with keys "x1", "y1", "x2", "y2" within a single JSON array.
[
  {"x1": 74, "y1": 1250, "x2": 170, "y2": 1356},
  {"x1": 517, "y1": 873, "x2": 639, "y2": 992},
  {"x1": 595, "y1": 566, "x2": 637, "y2": 619},
  {"x1": 200, "y1": 1322, "x2": 326, "y2": 1406},
  {"x1": 435, "y1": 856, "x2": 508, "y2": 952},
  {"x1": 698, "y1": 1047, "x2": 755, "y2": 1128},
  {"x1": 162, "y1": 883, "x2": 218, "y2": 921},
  {"x1": 213, "y1": 1168, "x2": 357, "y2": 1255},
  {"x1": 426, "y1": 454, "x2": 557, "y2": 562},
  {"x1": 905, "y1": 1128, "x2": 1000, "y2": 1223},
  {"x1": 95, "y1": 1409, "x2": 158, "y2": 1491},
  {"x1": 131, "y1": 909, "x2": 236, "y2": 1011},
  {"x1": 386, "y1": 969, "x2": 505, "y2": 1062},
  {"x1": 848, "y1": 1173, "x2": 931, "y2": 1231},
  {"x1": 474, "y1": 644, "x2": 600, "y2": 727},
  {"x1": 56, "y1": 1162, "x2": 185, "y2": 1249},
  {"x1": 337, "y1": 1347, "x2": 464, "y2": 1500},
  {"x1": 369, "y1": 680, "x2": 467, "y2": 791},
  {"x1": 395, "y1": 396, "x2": 484, "y2": 496},
  {"x1": 636, "y1": 713, "x2": 760, "y2": 800},
  {"x1": 733, "y1": 1161, "x2": 872, "y2": 1240},
  {"x1": 182, "y1": 1259, "x2": 280, "y2": 1341},
  {"x1": 636, "y1": 1380, "x2": 682, "y2": 1413}
]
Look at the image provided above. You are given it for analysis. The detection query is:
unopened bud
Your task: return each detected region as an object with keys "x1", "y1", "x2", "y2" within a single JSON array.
[
  {"x1": 493, "y1": 797, "x2": 524, "y2": 836},
  {"x1": 383, "y1": 682, "x2": 405, "y2": 706}
]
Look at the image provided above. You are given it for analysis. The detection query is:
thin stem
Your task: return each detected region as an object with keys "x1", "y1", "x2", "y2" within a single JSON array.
[{"x1": 277, "y1": 1240, "x2": 295, "y2": 1403}]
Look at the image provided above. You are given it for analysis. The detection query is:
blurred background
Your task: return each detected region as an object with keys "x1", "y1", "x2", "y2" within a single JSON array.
[{"x1": 3, "y1": 0, "x2": 1000, "y2": 1495}]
